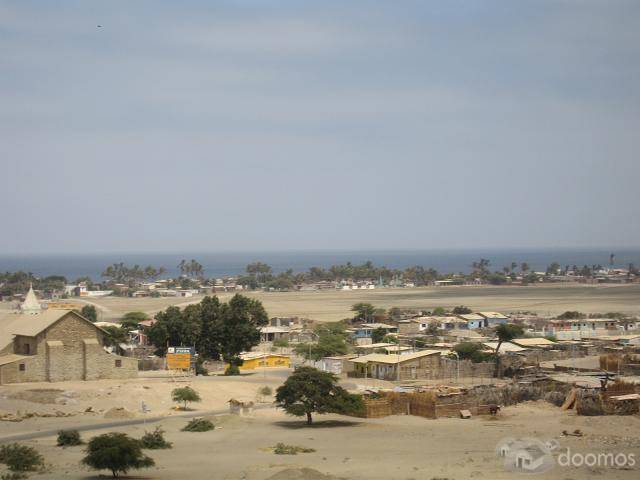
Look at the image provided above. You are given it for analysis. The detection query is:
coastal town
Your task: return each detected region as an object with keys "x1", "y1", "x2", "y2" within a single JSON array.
[
  {"x1": 3, "y1": 0, "x2": 639, "y2": 479},
  {"x1": 1, "y1": 268, "x2": 639, "y2": 479}
]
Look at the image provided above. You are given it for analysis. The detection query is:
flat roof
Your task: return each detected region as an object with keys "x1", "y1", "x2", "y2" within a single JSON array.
[
  {"x1": 350, "y1": 350, "x2": 441, "y2": 365},
  {"x1": 512, "y1": 337, "x2": 557, "y2": 347}
]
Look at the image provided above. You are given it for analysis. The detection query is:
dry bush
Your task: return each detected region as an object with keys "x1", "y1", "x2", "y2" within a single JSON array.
[{"x1": 545, "y1": 391, "x2": 565, "y2": 407}]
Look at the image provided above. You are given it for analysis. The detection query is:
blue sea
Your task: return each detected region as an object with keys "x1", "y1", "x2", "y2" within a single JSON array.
[{"x1": 0, "y1": 248, "x2": 639, "y2": 282}]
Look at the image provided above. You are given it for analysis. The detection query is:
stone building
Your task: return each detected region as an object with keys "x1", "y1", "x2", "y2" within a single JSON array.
[{"x1": 0, "y1": 287, "x2": 137, "y2": 384}]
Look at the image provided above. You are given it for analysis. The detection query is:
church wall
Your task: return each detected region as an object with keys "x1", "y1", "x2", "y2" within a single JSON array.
[{"x1": 0, "y1": 311, "x2": 137, "y2": 384}]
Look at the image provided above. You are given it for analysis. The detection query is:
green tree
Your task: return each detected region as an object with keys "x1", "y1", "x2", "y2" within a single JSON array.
[
  {"x1": 246, "y1": 262, "x2": 273, "y2": 285},
  {"x1": 371, "y1": 327, "x2": 387, "y2": 344},
  {"x1": 147, "y1": 295, "x2": 268, "y2": 368},
  {"x1": 171, "y1": 386, "x2": 201, "y2": 410},
  {"x1": 275, "y1": 367, "x2": 364, "y2": 424},
  {"x1": 0, "y1": 443, "x2": 44, "y2": 472},
  {"x1": 493, "y1": 324, "x2": 524, "y2": 377},
  {"x1": 452, "y1": 305, "x2": 472, "y2": 315},
  {"x1": 80, "y1": 305, "x2": 98, "y2": 322},
  {"x1": 120, "y1": 311, "x2": 148, "y2": 330},
  {"x1": 82, "y1": 433, "x2": 154, "y2": 478},
  {"x1": 294, "y1": 322, "x2": 349, "y2": 360},
  {"x1": 453, "y1": 342, "x2": 493, "y2": 363},
  {"x1": 557, "y1": 311, "x2": 586, "y2": 320},
  {"x1": 351, "y1": 303, "x2": 376, "y2": 322},
  {"x1": 219, "y1": 295, "x2": 269, "y2": 374},
  {"x1": 101, "y1": 326, "x2": 129, "y2": 348},
  {"x1": 432, "y1": 306, "x2": 447, "y2": 316}
]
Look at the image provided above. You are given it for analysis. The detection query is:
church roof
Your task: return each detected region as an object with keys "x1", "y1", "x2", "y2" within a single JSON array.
[{"x1": 20, "y1": 285, "x2": 42, "y2": 313}]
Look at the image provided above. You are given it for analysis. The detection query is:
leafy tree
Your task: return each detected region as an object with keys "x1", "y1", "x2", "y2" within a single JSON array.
[
  {"x1": 218, "y1": 295, "x2": 269, "y2": 374},
  {"x1": 351, "y1": 303, "x2": 376, "y2": 322},
  {"x1": 557, "y1": 311, "x2": 586, "y2": 320},
  {"x1": 520, "y1": 262, "x2": 530, "y2": 274},
  {"x1": 82, "y1": 433, "x2": 154, "y2": 478},
  {"x1": 432, "y1": 306, "x2": 447, "y2": 316},
  {"x1": 246, "y1": 262, "x2": 273, "y2": 285},
  {"x1": 101, "y1": 326, "x2": 129, "y2": 348},
  {"x1": 147, "y1": 295, "x2": 268, "y2": 370},
  {"x1": 371, "y1": 327, "x2": 387, "y2": 344},
  {"x1": 80, "y1": 305, "x2": 98, "y2": 322},
  {"x1": 453, "y1": 342, "x2": 493, "y2": 363},
  {"x1": 102, "y1": 262, "x2": 166, "y2": 286},
  {"x1": 452, "y1": 305, "x2": 472, "y2": 315},
  {"x1": 275, "y1": 367, "x2": 364, "y2": 424},
  {"x1": 486, "y1": 272, "x2": 508, "y2": 285},
  {"x1": 0, "y1": 443, "x2": 44, "y2": 472},
  {"x1": 493, "y1": 324, "x2": 524, "y2": 377},
  {"x1": 120, "y1": 311, "x2": 148, "y2": 329},
  {"x1": 171, "y1": 386, "x2": 201, "y2": 410},
  {"x1": 294, "y1": 322, "x2": 349, "y2": 360}
]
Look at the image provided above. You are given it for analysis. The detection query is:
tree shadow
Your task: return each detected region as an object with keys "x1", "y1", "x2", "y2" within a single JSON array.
[{"x1": 274, "y1": 419, "x2": 362, "y2": 429}]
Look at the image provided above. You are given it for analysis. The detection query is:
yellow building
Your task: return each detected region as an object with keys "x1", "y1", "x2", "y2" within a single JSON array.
[{"x1": 233, "y1": 352, "x2": 291, "y2": 370}]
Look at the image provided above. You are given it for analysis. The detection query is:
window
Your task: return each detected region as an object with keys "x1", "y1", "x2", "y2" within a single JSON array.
[
  {"x1": 19, "y1": 363, "x2": 25, "y2": 371},
  {"x1": 115, "y1": 359, "x2": 122, "y2": 368}
]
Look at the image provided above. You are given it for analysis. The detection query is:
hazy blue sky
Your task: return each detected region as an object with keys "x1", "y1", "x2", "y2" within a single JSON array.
[{"x1": 2, "y1": 0, "x2": 639, "y2": 254}]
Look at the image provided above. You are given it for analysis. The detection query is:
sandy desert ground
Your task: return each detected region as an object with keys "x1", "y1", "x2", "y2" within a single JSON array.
[
  {"x1": 1, "y1": 385, "x2": 639, "y2": 479},
  {"x1": 35, "y1": 283, "x2": 640, "y2": 323}
]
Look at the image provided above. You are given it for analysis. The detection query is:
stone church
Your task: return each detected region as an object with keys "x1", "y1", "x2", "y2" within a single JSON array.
[{"x1": 0, "y1": 286, "x2": 137, "y2": 384}]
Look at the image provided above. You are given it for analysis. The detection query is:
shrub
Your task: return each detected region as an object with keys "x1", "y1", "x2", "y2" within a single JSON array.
[
  {"x1": 273, "y1": 443, "x2": 316, "y2": 455},
  {"x1": 171, "y1": 386, "x2": 201, "y2": 410},
  {"x1": 57, "y1": 429, "x2": 82, "y2": 447},
  {"x1": 195, "y1": 357, "x2": 208, "y2": 376},
  {"x1": 258, "y1": 386, "x2": 273, "y2": 400},
  {"x1": 139, "y1": 427, "x2": 172, "y2": 449},
  {"x1": 181, "y1": 418, "x2": 214, "y2": 432},
  {"x1": 544, "y1": 391, "x2": 565, "y2": 407},
  {"x1": 1, "y1": 473, "x2": 27, "y2": 480},
  {"x1": 224, "y1": 363, "x2": 240, "y2": 376},
  {"x1": 0, "y1": 444, "x2": 44, "y2": 472},
  {"x1": 82, "y1": 432, "x2": 154, "y2": 478}
]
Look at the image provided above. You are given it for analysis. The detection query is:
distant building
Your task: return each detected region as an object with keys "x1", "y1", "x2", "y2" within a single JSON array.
[
  {"x1": 232, "y1": 352, "x2": 290, "y2": 370},
  {"x1": 349, "y1": 350, "x2": 441, "y2": 381},
  {"x1": 457, "y1": 313, "x2": 485, "y2": 329},
  {"x1": 477, "y1": 312, "x2": 509, "y2": 327},
  {"x1": 543, "y1": 318, "x2": 619, "y2": 339}
]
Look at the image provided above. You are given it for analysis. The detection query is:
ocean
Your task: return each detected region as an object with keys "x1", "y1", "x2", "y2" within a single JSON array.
[{"x1": 0, "y1": 248, "x2": 639, "y2": 282}]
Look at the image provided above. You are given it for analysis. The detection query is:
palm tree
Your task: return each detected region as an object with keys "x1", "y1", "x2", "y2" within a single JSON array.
[
  {"x1": 178, "y1": 259, "x2": 187, "y2": 276},
  {"x1": 493, "y1": 324, "x2": 523, "y2": 377}
]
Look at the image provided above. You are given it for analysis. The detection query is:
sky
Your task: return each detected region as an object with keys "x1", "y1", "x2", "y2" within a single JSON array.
[{"x1": 1, "y1": 0, "x2": 639, "y2": 254}]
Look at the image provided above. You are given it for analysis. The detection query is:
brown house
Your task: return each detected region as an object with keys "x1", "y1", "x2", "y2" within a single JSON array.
[
  {"x1": 0, "y1": 287, "x2": 137, "y2": 384},
  {"x1": 349, "y1": 350, "x2": 442, "y2": 381}
]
